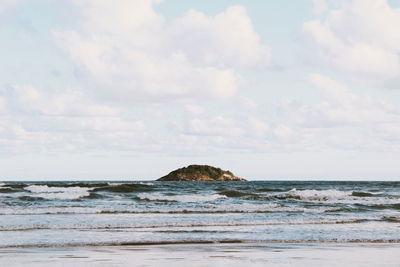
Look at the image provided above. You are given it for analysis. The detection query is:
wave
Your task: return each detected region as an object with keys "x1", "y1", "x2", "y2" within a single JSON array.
[
  {"x1": 268, "y1": 189, "x2": 399, "y2": 206},
  {"x1": 0, "y1": 183, "x2": 18, "y2": 193},
  {"x1": 136, "y1": 193, "x2": 227, "y2": 202},
  {"x1": 1, "y1": 239, "x2": 400, "y2": 249},
  {"x1": 18, "y1": 196, "x2": 46, "y2": 201},
  {"x1": 257, "y1": 188, "x2": 285, "y2": 192},
  {"x1": 0, "y1": 207, "x2": 102, "y2": 215},
  {"x1": 0, "y1": 188, "x2": 16, "y2": 193},
  {"x1": 363, "y1": 203, "x2": 400, "y2": 210},
  {"x1": 24, "y1": 185, "x2": 91, "y2": 200},
  {"x1": 219, "y1": 190, "x2": 256, "y2": 198},
  {"x1": 351, "y1": 191, "x2": 375, "y2": 197},
  {"x1": 0, "y1": 203, "x2": 338, "y2": 215},
  {"x1": 382, "y1": 216, "x2": 400, "y2": 223},
  {"x1": 93, "y1": 183, "x2": 153, "y2": 193},
  {"x1": 0, "y1": 216, "x2": 388, "y2": 232},
  {"x1": 139, "y1": 182, "x2": 154, "y2": 186},
  {"x1": 281, "y1": 189, "x2": 351, "y2": 201}
]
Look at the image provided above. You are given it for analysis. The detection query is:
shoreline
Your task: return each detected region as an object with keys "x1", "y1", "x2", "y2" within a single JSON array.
[{"x1": 1, "y1": 238, "x2": 400, "y2": 249}]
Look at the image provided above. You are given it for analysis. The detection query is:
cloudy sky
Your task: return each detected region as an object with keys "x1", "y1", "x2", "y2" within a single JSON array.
[{"x1": 1, "y1": 0, "x2": 400, "y2": 180}]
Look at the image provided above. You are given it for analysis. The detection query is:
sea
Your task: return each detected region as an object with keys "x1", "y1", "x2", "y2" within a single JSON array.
[{"x1": 0, "y1": 181, "x2": 399, "y2": 248}]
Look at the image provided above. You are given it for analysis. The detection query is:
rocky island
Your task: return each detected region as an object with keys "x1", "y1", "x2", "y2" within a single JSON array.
[{"x1": 157, "y1": 165, "x2": 247, "y2": 181}]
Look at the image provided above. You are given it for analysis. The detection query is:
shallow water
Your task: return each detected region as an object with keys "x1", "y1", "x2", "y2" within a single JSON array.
[{"x1": 0, "y1": 181, "x2": 399, "y2": 247}]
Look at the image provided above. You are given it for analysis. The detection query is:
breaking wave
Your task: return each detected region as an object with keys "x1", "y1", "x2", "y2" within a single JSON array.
[
  {"x1": 268, "y1": 189, "x2": 399, "y2": 206},
  {"x1": 24, "y1": 185, "x2": 91, "y2": 200},
  {"x1": 136, "y1": 193, "x2": 227, "y2": 202},
  {"x1": 219, "y1": 190, "x2": 256, "y2": 197}
]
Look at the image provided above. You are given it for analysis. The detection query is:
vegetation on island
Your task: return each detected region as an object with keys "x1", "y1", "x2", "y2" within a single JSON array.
[{"x1": 157, "y1": 165, "x2": 247, "y2": 181}]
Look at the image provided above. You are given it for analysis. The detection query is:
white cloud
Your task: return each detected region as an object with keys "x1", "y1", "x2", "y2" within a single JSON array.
[
  {"x1": 248, "y1": 117, "x2": 270, "y2": 137},
  {"x1": 185, "y1": 116, "x2": 245, "y2": 137},
  {"x1": 279, "y1": 74, "x2": 400, "y2": 151},
  {"x1": 169, "y1": 6, "x2": 271, "y2": 68},
  {"x1": 54, "y1": 1, "x2": 270, "y2": 101},
  {"x1": 184, "y1": 104, "x2": 205, "y2": 115},
  {"x1": 176, "y1": 112, "x2": 303, "y2": 152},
  {"x1": 307, "y1": 74, "x2": 397, "y2": 125},
  {"x1": 303, "y1": 0, "x2": 400, "y2": 83},
  {"x1": 9, "y1": 85, "x2": 119, "y2": 116},
  {"x1": 311, "y1": 0, "x2": 328, "y2": 15},
  {"x1": 0, "y1": 0, "x2": 17, "y2": 16},
  {"x1": 0, "y1": 84, "x2": 148, "y2": 153},
  {"x1": 0, "y1": 96, "x2": 7, "y2": 114},
  {"x1": 281, "y1": 74, "x2": 397, "y2": 127},
  {"x1": 239, "y1": 96, "x2": 258, "y2": 111}
]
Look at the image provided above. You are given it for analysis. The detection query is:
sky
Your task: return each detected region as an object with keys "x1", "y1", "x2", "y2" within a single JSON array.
[{"x1": 1, "y1": 0, "x2": 400, "y2": 181}]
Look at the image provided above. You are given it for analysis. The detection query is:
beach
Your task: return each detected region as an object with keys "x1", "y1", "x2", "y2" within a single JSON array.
[{"x1": 1, "y1": 242, "x2": 399, "y2": 266}]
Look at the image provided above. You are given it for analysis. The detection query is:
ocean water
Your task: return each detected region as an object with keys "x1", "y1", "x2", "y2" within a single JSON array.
[{"x1": 0, "y1": 181, "x2": 399, "y2": 248}]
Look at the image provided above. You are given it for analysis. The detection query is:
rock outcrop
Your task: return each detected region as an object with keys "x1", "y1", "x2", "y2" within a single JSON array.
[{"x1": 157, "y1": 165, "x2": 247, "y2": 181}]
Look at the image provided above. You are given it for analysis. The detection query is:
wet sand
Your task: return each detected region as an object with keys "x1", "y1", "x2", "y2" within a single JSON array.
[{"x1": 0, "y1": 242, "x2": 399, "y2": 266}]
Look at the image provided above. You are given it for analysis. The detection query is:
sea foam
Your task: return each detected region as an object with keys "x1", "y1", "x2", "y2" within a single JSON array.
[{"x1": 24, "y1": 185, "x2": 91, "y2": 199}]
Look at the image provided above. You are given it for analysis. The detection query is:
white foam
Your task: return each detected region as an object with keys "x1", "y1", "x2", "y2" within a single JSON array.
[
  {"x1": 107, "y1": 182, "x2": 123, "y2": 186},
  {"x1": 24, "y1": 185, "x2": 90, "y2": 199},
  {"x1": 278, "y1": 189, "x2": 399, "y2": 205},
  {"x1": 106, "y1": 182, "x2": 154, "y2": 186},
  {"x1": 288, "y1": 189, "x2": 351, "y2": 201},
  {"x1": 139, "y1": 182, "x2": 154, "y2": 186},
  {"x1": 0, "y1": 207, "x2": 101, "y2": 215},
  {"x1": 206, "y1": 203, "x2": 337, "y2": 213},
  {"x1": 137, "y1": 193, "x2": 227, "y2": 202}
]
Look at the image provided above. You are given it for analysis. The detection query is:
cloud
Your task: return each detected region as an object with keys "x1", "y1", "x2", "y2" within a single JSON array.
[
  {"x1": 184, "y1": 104, "x2": 205, "y2": 115},
  {"x1": 184, "y1": 116, "x2": 245, "y2": 137},
  {"x1": 311, "y1": 0, "x2": 328, "y2": 15},
  {"x1": 303, "y1": 0, "x2": 400, "y2": 83},
  {"x1": 0, "y1": 84, "x2": 148, "y2": 153},
  {"x1": 0, "y1": 0, "x2": 17, "y2": 16},
  {"x1": 0, "y1": 95, "x2": 7, "y2": 114},
  {"x1": 279, "y1": 73, "x2": 400, "y2": 151},
  {"x1": 53, "y1": 1, "x2": 270, "y2": 102},
  {"x1": 307, "y1": 74, "x2": 397, "y2": 125},
  {"x1": 169, "y1": 6, "x2": 271, "y2": 68},
  {"x1": 281, "y1": 74, "x2": 397, "y2": 127},
  {"x1": 8, "y1": 85, "x2": 119, "y2": 116},
  {"x1": 4, "y1": 1, "x2": 400, "y2": 157}
]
